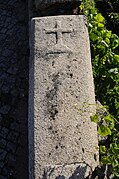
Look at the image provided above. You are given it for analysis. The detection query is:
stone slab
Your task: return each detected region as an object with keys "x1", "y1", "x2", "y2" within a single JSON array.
[
  {"x1": 35, "y1": 0, "x2": 81, "y2": 10},
  {"x1": 29, "y1": 15, "x2": 99, "y2": 179}
]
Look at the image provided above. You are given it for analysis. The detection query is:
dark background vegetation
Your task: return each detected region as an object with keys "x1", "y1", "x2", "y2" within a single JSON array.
[{"x1": 95, "y1": 0, "x2": 119, "y2": 36}]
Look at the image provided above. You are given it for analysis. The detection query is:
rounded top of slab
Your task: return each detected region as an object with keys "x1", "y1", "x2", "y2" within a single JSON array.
[{"x1": 35, "y1": 0, "x2": 81, "y2": 10}]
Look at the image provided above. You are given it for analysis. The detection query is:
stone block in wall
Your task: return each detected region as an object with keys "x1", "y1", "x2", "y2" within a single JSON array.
[
  {"x1": 29, "y1": 15, "x2": 99, "y2": 179},
  {"x1": 35, "y1": 0, "x2": 81, "y2": 10}
]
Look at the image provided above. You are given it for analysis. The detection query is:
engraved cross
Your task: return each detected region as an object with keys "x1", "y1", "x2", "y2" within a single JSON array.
[{"x1": 45, "y1": 21, "x2": 73, "y2": 47}]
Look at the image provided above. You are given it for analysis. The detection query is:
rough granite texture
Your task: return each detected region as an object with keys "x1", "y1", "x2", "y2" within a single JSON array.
[
  {"x1": 0, "y1": 0, "x2": 29, "y2": 178},
  {"x1": 29, "y1": 15, "x2": 99, "y2": 179},
  {"x1": 35, "y1": 0, "x2": 81, "y2": 10}
]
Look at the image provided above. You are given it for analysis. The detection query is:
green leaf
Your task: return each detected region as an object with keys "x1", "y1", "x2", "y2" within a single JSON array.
[
  {"x1": 80, "y1": 3, "x2": 84, "y2": 11},
  {"x1": 98, "y1": 125, "x2": 111, "y2": 136},
  {"x1": 104, "y1": 115, "x2": 114, "y2": 123},
  {"x1": 97, "y1": 45, "x2": 106, "y2": 53},
  {"x1": 113, "y1": 148, "x2": 119, "y2": 155},
  {"x1": 114, "y1": 54, "x2": 119, "y2": 62},
  {"x1": 106, "y1": 31, "x2": 112, "y2": 38},
  {"x1": 94, "y1": 14, "x2": 105, "y2": 23},
  {"x1": 90, "y1": 33, "x2": 98, "y2": 41},
  {"x1": 112, "y1": 39, "x2": 119, "y2": 49},
  {"x1": 102, "y1": 156, "x2": 112, "y2": 165},
  {"x1": 90, "y1": 114, "x2": 99, "y2": 123},
  {"x1": 105, "y1": 38, "x2": 110, "y2": 44},
  {"x1": 100, "y1": 145, "x2": 106, "y2": 154},
  {"x1": 98, "y1": 23, "x2": 104, "y2": 28},
  {"x1": 101, "y1": 40, "x2": 109, "y2": 47},
  {"x1": 109, "y1": 68, "x2": 118, "y2": 74}
]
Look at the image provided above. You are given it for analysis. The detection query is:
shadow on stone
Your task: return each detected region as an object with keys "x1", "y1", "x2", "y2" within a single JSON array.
[
  {"x1": 69, "y1": 165, "x2": 87, "y2": 179},
  {"x1": 42, "y1": 165, "x2": 89, "y2": 179}
]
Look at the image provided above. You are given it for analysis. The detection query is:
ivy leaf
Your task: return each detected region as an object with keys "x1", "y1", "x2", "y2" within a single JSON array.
[
  {"x1": 94, "y1": 14, "x2": 105, "y2": 22},
  {"x1": 106, "y1": 31, "x2": 112, "y2": 38},
  {"x1": 79, "y1": 3, "x2": 84, "y2": 11},
  {"x1": 109, "y1": 68, "x2": 118, "y2": 74},
  {"x1": 105, "y1": 37, "x2": 110, "y2": 44},
  {"x1": 102, "y1": 156, "x2": 112, "y2": 164},
  {"x1": 90, "y1": 114, "x2": 99, "y2": 123},
  {"x1": 114, "y1": 54, "x2": 119, "y2": 62},
  {"x1": 112, "y1": 39, "x2": 119, "y2": 49},
  {"x1": 98, "y1": 125, "x2": 111, "y2": 136},
  {"x1": 104, "y1": 115, "x2": 114, "y2": 123},
  {"x1": 98, "y1": 23, "x2": 104, "y2": 28},
  {"x1": 100, "y1": 145, "x2": 106, "y2": 154},
  {"x1": 113, "y1": 148, "x2": 119, "y2": 155},
  {"x1": 90, "y1": 33, "x2": 98, "y2": 42},
  {"x1": 101, "y1": 40, "x2": 109, "y2": 47}
]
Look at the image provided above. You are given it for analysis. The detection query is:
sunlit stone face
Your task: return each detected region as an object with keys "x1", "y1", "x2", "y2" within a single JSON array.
[
  {"x1": 35, "y1": 0, "x2": 81, "y2": 10},
  {"x1": 29, "y1": 15, "x2": 99, "y2": 179}
]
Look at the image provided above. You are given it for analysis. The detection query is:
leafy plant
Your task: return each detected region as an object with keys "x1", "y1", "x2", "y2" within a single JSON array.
[
  {"x1": 94, "y1": 0, "x2": 119, "y2": 36},
  {"x1": 80, "y1": 0, "x2": 119, "y2": 177}
]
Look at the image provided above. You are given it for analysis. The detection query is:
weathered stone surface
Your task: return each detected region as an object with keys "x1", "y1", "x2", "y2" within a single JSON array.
[
  {"x1": 39, "y1": 163, "x2": 92, "y2": 179},
  {"x1": 29, "y1": 15, "x2": 99, "y2": 179},
  {"x1": 35, "y1": 0, "x2": 81, "y2": 10}
]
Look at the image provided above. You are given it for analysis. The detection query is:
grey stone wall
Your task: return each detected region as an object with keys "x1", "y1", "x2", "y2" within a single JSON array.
[{"x1": 0, "y1": 0, "x2": 29, "y2": 178}]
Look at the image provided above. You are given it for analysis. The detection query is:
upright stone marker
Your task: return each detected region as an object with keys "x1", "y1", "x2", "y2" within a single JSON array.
[{"x1": 29, "y1": 15, "x2": 99, "y2": 179}]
